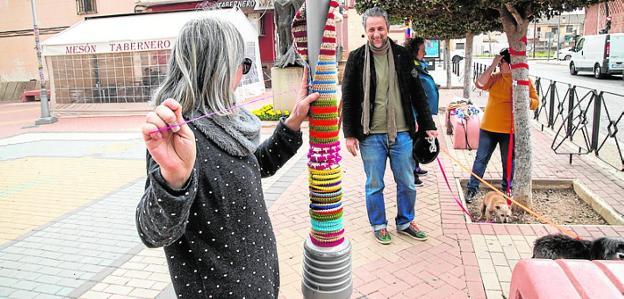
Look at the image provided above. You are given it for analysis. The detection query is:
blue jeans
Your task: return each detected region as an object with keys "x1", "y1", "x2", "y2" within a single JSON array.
[
  {"x1": 359, "y1": 132, "x2": 416, "y2": 231},
  {"x1": 467, "y1": 129, "x2": 515, "y2": 192}
]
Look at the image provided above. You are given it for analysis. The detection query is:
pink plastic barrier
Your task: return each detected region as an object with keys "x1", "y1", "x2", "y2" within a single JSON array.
[
  {"x1": 450, "y1": 115, "x2": 480, "y2": 150},
  {"x1": 509, "y1": 259, "x2": 624, "y2": 299}
]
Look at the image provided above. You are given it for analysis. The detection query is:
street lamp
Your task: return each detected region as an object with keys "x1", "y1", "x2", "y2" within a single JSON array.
[{"x1": 30, "y1": 0, "x2": 57, "y2": 125}]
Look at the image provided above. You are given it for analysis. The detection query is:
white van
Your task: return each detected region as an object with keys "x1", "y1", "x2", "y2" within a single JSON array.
[{"x1": 569, "y1": 33, "x2": 624, "y2": 78}]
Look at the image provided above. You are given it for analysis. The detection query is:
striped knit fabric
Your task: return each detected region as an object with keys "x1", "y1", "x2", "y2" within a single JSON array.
[{"x1": 293, "y1": 0, "x2": 344, "y2": 248}]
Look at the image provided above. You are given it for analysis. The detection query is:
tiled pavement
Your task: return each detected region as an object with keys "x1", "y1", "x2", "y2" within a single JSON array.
[{"x1": 1, "y1": 89, "x2": 624, "y2": 299}]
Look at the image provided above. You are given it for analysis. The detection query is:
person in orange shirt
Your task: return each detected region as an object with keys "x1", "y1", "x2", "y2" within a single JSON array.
[{"x1": 465, "y1": 48, "x2": 538, "y2": 203}]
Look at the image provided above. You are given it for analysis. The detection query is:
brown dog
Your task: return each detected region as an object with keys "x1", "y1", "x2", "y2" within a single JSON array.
[{"x1": 480, "y1": 191, "x2": 512, "y2": 223}]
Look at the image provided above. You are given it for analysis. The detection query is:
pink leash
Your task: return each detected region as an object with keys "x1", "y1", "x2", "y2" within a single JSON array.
[{"x1": 436, "y1": 157, "x2": 474, "y2": 220}]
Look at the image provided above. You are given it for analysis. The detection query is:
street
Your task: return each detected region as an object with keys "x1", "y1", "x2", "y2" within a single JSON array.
[
  {"x1": 474, "y1": 58, "x2": 624, "y2": 95},
  {"x1": 470, "y1": 58, "x2": 624, "y2": 170}
]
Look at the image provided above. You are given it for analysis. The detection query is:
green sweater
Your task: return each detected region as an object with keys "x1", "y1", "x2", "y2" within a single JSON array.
[{"x1": 370, "y1": 53, "x2": 408, "y2": 134}]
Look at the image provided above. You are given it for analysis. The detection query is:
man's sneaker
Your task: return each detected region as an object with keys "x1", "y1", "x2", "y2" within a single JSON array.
[
  {"x1": 398, "y1": 222, "x2": 428, "y2": 241},
  {"x1": 465, "y1": 189, "x2": 477, "y2": 204},
  {"x1": 373, "y1": 228, "x2": 392, "y2": 244},
  {"x1": 414, "y1": 176, "x2": 424, "y2": 187},
  {"x1": 415, "y1": 167, "x2": 428, "y2": 176}
]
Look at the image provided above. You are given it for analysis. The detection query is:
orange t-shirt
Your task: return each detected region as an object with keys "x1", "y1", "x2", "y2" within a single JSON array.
[{"x1": 478, "y1": 73, "x2": 539, "y2": 134}]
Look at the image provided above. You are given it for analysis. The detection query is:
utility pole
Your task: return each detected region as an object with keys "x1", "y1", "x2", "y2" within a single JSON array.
[
  {"x1": 31, "y1": 0, "x2": 57, "y2": 125},
  {"x1": 556, "y1": 14, "x2": 561, "y2": 60},
  {"x1": 533, "y1": 20, "x2": 537, "y2": 58}
]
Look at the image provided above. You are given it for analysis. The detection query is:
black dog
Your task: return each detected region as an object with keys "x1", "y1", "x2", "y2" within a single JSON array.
[{"x1": 532, "y1": 234, "x2": 624, "y2": 260}]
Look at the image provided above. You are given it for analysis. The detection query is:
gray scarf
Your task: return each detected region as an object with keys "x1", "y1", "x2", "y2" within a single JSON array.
[
  {"x1": 362, "y1": 39, "x2": 400, "y2": 144},
  {"x1": 189, "y1": 108, "x2": 261, "y2": 157}
]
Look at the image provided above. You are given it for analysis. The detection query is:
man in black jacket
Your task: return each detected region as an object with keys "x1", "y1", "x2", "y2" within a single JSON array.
[{"x1": 341, "y1": 7, "x2": 438, "y2": 244}]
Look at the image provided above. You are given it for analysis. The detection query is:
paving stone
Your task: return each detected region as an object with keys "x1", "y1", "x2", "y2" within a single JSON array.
[
  {"x1": 103, "y1": 284, "x2": 133, "y2": 296},
  {"x1": 481, "y1": 272, "x2": 501, "y2": 291},
  {"x1": 14, "y1": 280, "x2": 38, "y2": 291},
  {"x1": 490, "y1": 252, "x2": 508, "y2": 266},
  {"x1": 33, "y1": 283, "x2": 64, "y2": 295},
  {"x1": 129, "y1": 287, "x2": 160, "y2": 298},
  {"x1": 9, "y1": 290, "x2": 42, "y2": 299}
]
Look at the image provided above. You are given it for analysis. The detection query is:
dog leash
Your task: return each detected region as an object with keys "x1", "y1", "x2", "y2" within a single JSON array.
[
  {"x1": 439, "y1": 146, "x2": 579, "y2": 239},
  {"x1": 436, "y1": 157, "x2": 474, "y2": 221}
]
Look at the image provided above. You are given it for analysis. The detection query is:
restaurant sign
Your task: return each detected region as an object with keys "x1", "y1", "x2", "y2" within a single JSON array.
[{"x1": 45, "y1": 39, "x2": 173, "y2": 56}]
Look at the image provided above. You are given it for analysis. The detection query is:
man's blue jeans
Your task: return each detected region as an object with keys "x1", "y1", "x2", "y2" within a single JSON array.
[
  {"x1": 467, "y1": 129, "x2": 515, "y2": 192},
  {"x1": 359, "y1": 132, "x2": 416, "y2": 231}
]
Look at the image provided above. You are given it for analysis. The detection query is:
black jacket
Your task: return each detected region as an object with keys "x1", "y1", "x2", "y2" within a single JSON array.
[{"x1": 341, "y1": 40, "x2": 436, "y2": 141}]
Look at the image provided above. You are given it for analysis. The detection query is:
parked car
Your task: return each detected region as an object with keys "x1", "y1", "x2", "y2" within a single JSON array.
[
  {"x1": 569, "y1": 33, "x2": 624, "y2": 78},
  {"x1": 552, "y1": 47, "x2": 574, "y2": 60}
]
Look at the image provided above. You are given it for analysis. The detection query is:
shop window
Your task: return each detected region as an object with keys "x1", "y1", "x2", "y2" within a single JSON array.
[{"x1": 77, "y1": 0, "x2": 97, "y2": 15}]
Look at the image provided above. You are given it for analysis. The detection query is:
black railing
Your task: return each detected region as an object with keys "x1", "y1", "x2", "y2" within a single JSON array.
[
  {"x1": 452, "y1": 59, "x2": 461, "y2": 76},
  {"x1": 473, "y1": 62, "x2": 488, "y2": 79},
  {"x1": 533, "y1": 76, "x2": 624, "y2": 171}
]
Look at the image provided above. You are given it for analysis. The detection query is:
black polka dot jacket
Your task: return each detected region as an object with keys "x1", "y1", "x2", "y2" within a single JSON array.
[{"x1": 136, "y1": 119, "x2": 303, "y2": 298}]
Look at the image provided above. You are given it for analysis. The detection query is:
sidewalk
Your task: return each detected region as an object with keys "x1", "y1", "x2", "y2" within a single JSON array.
[{"x1": 1, "y1": 88, "x2": 623, "y2": 298}]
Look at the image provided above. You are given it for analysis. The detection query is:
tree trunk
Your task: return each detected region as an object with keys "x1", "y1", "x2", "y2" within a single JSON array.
[
  {"x1": 463, "y1": 32, "x2": 474, "y2": 99},
  {"x1": 500, "y1": 7, "x2": 532, "y2": 210},
  {"x1": 444, "y1": 38, "x2": 451, "y2": 89}
]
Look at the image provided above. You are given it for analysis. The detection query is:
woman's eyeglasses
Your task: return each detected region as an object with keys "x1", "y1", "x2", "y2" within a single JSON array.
[{"x1": 242, "y1": 58, "x2": 252, "y2": 75}]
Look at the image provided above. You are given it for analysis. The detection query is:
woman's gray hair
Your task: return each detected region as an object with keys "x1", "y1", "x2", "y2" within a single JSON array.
[
  {"x1": 153, "y1": 17, "x2": 245, "y2": 115},
  {"x1": 361, "y1": 7, "x2": 389, "y2": 29}
]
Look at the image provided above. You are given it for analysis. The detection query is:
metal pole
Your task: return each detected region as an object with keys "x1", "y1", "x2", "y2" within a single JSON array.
[
  {"x1": 548, "y1": 81, "x2": 556, "y2": 128},
  {"x1": 547, "y1": 34, "x2": 552, "y2": 62},
  {"x1": 556, "y1": 14, "x2": 561, "y2": 60},
  {"x1": 31, "y1": 0, "x2": 57, "y2": 125},
  {"x1": 567, "y1": 85, "x2": 575, "y2": 141},
  {"x1": 305, "y1": 0, "x2": 330, "y2": 78},
  {"x1": 533, "y1": 20, "x2": 537, "y2": 58},
  {"x1": 591, "y1": 91, "x2": 602, "y2": 154}
]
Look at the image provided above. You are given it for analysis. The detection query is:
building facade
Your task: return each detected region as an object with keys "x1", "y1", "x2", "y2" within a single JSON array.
[
  {"x1": 0, "y1": 0, "x2": 137, "y2": 82},
  {"x1": 527, "y1": 11, "x2": 585, "y2": 53},
  {"x1": 585, "y1": 0, "x2": 624, "y2": 35}
]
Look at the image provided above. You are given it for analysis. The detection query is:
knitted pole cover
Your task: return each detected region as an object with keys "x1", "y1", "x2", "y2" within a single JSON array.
[{"x1": 293, "y1": 0, "x2": 344, "y2": 248}]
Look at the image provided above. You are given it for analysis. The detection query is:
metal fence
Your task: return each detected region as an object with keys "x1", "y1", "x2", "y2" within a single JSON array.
[
  {"x1": 462, "y1": 61, "x2": 623, "y2": 170},
  {"x1": 533, "y1": 77, "x2": 623, "y2": 171},
  {"x1": 473, "y1": 62, "x2": 488, "y2": 79}
]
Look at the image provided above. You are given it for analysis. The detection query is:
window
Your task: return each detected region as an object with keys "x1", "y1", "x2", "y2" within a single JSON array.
[
  {"x1": 77, "y1": 0, "x2": 97, "y2": 14},
  {"x1": 455, "y1": 42, "x2": 465, "y2": 50},
  {"x1": 575, "y1": 38, "x2": 584, "y2": 52},
  {"x1": 566, "y1": 25, "x2": 573, "y2": 33}
]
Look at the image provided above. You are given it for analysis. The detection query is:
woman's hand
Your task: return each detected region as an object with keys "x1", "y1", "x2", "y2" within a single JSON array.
[
  {"x1": 284, "y1": 66, "x2": 320, "y2": 131},
  {"x1": 141, "y1": 99, "x2": 196, "y2": 189},
  {"x1": 491, "y1": 54, "x2": 503, "y2": 68}
]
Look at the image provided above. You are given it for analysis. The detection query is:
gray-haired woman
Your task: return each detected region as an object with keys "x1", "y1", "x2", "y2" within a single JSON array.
[{"x1": 136, "y1": 17, "x2": 319, "y2": 298}]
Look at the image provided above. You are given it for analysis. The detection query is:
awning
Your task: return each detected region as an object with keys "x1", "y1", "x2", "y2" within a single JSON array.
[
  {"x1": 42, "y1": 9, "x2": 256, "y2": 56},
  {"x1": 42, "y1": 8, "x2": 265, "y2": 101}
]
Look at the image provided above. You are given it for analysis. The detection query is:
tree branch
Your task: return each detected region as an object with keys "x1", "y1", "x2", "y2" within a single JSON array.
[
  {"x1": 498, "y1": 7, "x2": 515, "y2": 32},
  {"x1": 505, "y1": 3, "x2": 524, "y2": 27},
  {"x1": 523, "y1": 2, "x2": 533, "y2": 20}
]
